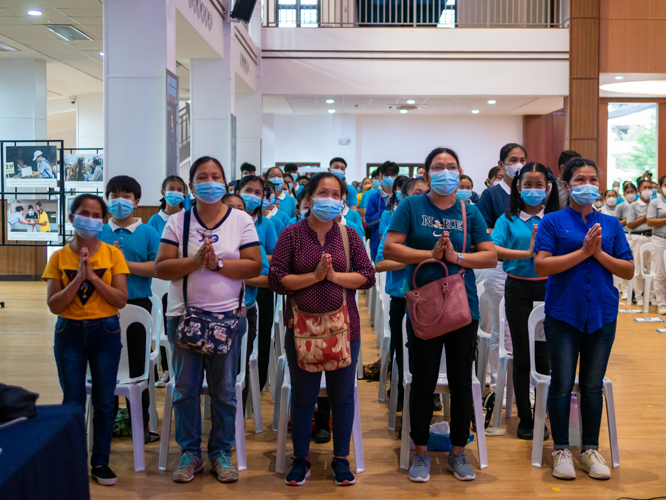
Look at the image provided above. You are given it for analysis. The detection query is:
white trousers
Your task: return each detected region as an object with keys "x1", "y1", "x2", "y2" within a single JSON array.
[
  {"x1": 486, "y1": 262, "x2": 512, "y2": 387},
  {"x1": 629, "y1": 234, "x2": 651, "y2": 299},
  {"x1": 651, "y1": 235, "x2": 666, "y2": 306}
]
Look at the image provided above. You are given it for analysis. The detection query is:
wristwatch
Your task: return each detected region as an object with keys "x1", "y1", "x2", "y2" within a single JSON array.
[
  {"x1": 210, "y1": 259, "x2": 224, "y2": 272},
  {"x1": 457, "y1": 252, "x2": 465, "y2": 265}
]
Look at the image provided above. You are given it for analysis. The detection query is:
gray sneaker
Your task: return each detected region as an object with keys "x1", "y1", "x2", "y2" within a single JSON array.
[
  {"x1": 408, "y1": 453, "x2": 431, "y2": 483},
  {"x1": 447, "y1": 451, "x2": 476, "y2": 481}
]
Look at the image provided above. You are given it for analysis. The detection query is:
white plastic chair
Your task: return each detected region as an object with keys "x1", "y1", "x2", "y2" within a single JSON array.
[
  {"x1": 492, "y1": 296, "x2": 514, "y2": 428},
  {"x1": 378, "y1": 286, "x2": 391, "y2": 402},
  {"x1": 275, "y1": 357, "x2": 365, "y2": 474},
  {"x1": 476, "y1": 281, "x2": 491, "y2": 388},
  {"x1": 245, "y1": 309, "x2": 263, "y2": 434},
  {"x1": 159, "y1": 323, "x2": 250, "y2": 471},
  {"x1": 399, "y1": 316, "x2": 488, "y2": 470},
  {"x1": 86, "y1": 305, "x2": 153, "y2": 472},
  {"x1": 147, "y1": 294, "x2": 165, "y2": 434},
  {"x1": 640, "y1": 242, "x2": 655, "y2": 313},
  {"x1": 528, "y1": 305, "x2": 619, "y2": 468},
  {"x1": 151, "y1": 278, "x2": 173, "y2": 376},
  {"x1": 272, "y1": 311, "x2": 288, "y2": 431},
  {"x1": 373, "y1": 273, "x2": 383, "y2": 347}
]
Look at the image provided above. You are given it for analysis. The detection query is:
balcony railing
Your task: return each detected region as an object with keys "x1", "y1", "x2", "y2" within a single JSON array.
[{"x1": 263, "y1": 0, "x2": 568, "y2": 28}]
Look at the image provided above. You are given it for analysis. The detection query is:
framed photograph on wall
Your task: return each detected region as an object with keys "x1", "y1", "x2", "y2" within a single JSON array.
[
  {"x1": 64, "y1": 150, "x2": 104, "y2": 191},
  {"x1": 5, "y1": 196, "x2": 61, "y2": 243},
  {"x1": 4, "y1": 144, "x2": 59, "y2": 189}
]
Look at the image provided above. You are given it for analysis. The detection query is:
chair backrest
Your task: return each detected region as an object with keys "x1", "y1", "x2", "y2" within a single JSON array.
[
  {"x1": 274, "y1": 298, "x2": 285, "y2": 357},
  {"x1": 640, "y1": 242, "x2": 653, "y2": 276},
  {"x1": 381, "y1": 287, "x2": 391, "y2": 336},
  {"x1": 151, "y1": 278, "x2": 170, "y2": 302},
  {"x1": 236, "y1": 317, "x2": 249, "y2": 387},
  {"x1": 527, "y1": 303, "x2": 546, "y2": 381},
  {"x1": 498, "y1": 296, "x2": 508, "y2": 356},
  {"x1": 118, "y1": 305, "x2": 154, "y2": 384},
  {"x1": 477, "y1": 280, "x2": 491, "y2": 334},
  {"x1": 149, "y1": 294, "x2": 164, "y2": 348},
  {"x1": 401, "y1": 315, "x2": 411, "y2": 384}
]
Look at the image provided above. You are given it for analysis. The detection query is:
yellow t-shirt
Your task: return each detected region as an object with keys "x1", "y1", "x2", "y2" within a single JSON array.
[
  {"x1": 38, "y1": 211, "x2": 50, "y2": 232},
  {"x1": 42, "y1": 242, "x2": 130, "y2": 320}
]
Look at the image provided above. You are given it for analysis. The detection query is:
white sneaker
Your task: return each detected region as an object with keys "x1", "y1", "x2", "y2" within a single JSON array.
[
  {"x1": 636, "y1": 297, "x2": 644, "y2": 307},
  {"x1": 552, "y1": 449, "x2": 576, "y2": 480},
  {"x1": 578, "y1": 450, "x2": 610, "y2": 480},
  {"x1": 156, "y1": 370, "x2": 170, "y2": 388},
  {"x1": 658, "y1": 306, "x2": 666, "y2": 315}
]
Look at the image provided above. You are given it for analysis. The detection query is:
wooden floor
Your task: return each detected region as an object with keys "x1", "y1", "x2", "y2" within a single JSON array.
[{"x1": 2, "y1": 282, "x2": 666, "y2": 499}]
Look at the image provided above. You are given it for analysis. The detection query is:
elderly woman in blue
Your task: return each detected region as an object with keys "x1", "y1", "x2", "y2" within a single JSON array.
[{"x1": 534, "y1": 158, "x2": 633, "y2": 481}]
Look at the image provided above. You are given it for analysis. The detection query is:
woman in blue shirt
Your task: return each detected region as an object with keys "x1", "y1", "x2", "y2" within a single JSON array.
[
  {"x1": 148, "y1": 175, "x2": 188, "y2": 236},
  {"x1": 263, "y1": 181, "x2": 289, "y2": 236},
  {"x1": 384, "y1": 147, "x2": 497, "y2": 483},
  {"x1": 534, "y1": 158, "x2": 634, "y2": 481},
  {"x1": 491, "y1": 163, "x2": 560, "y2": 440},
  {"x1": 379, "y1": 176, "x2": 408, "y2": 235},
  {"x1": 376, "y1": 177, "x2": 429, "y2": 412}
]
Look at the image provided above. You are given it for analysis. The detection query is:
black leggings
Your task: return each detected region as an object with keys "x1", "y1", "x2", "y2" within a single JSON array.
[
  {"x1": 504, "y1": 277, "x2": 550, "y2": 424},
  {"x1": 389, "y1": 296, "x2": 406, "y2": 404},
  {"x1": 242, "y1": 305, "x2": 258, "y2": 408},
  {"x1": 256, "y1": 287, "x2": 275, "y2": 391}
]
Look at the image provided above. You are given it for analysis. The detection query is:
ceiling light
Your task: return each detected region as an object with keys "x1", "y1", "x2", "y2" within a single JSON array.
[
  {"x1": 406, "y1": 99, "x2": 416, "y2": 105},
  {"x1": 328, "y1": 109, "x2": 336, "y2": 113},
  {"x1": 471, "y1": 109, "x2": 480, "y2": 114},
  {"x1": 46, "y1": 25, "x2": 92, "y2": 42},
  {"x1": 400, "y1": 109, "x2": 408, "y2": 114},
  {"x1": 487, "y1": 99, "x2": 497, "y2": 104},
  {"x1": 0, "y1": 42, "x2": 19, "y2": 52},
  {"x1": 325, "y1": 99, "x2": 334, "y2": 104},
  {"x1": 27, "y1": 10, "x2": 42, "y2": 16},
  {"x1": 99, "y1": 52, "x2": 103, "y2": 56},
  {"x1": 615, "y1": 76, "x2": 624, "y2": 80},
  {"x1": 600, "y1": 80, "x2": 666, "y2": 96}
]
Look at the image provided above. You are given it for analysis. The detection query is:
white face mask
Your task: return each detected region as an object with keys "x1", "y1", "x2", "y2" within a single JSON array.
[
  {"x1": 613, "y1": 186, "x2": 620, "y2": 193},
  {"x1": 503, "y1": 162, "x2": 524, "y2": 179},
  {"x1": 641, "y1": 189, "x2": 652, "y2": 201},
  {"x1": 594, "y1": 200, "x2": 603, "y2": 209},
  {"x1": 493, "y1": 180, "x2": 502, "y2": 186},
  {"x1": 625, "y1": 193, "x2": 636, "y2": 202},
  {"x1": 662, "y1": 188, "x2": 666, "y2": 198},
  {"x1": 606, "y1": 197, "x2": 617, "y2": 207}
]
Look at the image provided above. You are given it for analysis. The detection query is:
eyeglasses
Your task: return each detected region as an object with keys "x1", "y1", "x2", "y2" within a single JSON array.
[{"x1": 430, "y1": 163, "x2": 459, "y2": 172}]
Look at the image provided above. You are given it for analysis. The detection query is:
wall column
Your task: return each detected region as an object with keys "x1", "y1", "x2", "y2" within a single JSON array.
[
  {"x1": 235, "y1": 92, "x2": 262, "y2": 171},
  {"x1": 76, "y1": 93, "x2": 103, "y2": 149},
  {"x1": 0, "y1": 59, "x2": 46, "y2": 140}
]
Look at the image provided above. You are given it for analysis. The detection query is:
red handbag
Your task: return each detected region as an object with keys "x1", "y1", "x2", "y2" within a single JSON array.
[
  {"x1": 405, "y1": 201, "x2": 472, "y2": 340},
  {"x1": 290, "y1": 224, "x2": 352, "y2": 373}
]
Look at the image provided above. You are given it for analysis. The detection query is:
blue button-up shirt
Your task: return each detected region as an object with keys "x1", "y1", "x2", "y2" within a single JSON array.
[{"x1": 534, "y1": 207, "x2": 633, "y2": 333}]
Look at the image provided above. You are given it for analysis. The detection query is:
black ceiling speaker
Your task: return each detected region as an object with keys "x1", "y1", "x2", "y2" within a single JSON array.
[{"x1": 230, "y1": 0, "x2": 258, "y2": 23}]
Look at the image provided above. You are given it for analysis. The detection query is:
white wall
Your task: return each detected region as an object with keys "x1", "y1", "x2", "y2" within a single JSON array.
[
  {"x1": 47, "y1": 111, "x2": 76, "y2": 149},
  {"x1": 266, "y1": 113, "x2": 523, "y2": 189}
]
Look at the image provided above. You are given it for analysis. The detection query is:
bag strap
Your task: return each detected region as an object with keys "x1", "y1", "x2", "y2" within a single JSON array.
[
  {"x1": 460, "y1": 199, "x2": 467, "y2": 265},
  {"x1": 182, "y1": 208, "x2": 191, "y2": 306},
  {"x1": 338, "y1": 223, "x2": 349, "y2": 303}
]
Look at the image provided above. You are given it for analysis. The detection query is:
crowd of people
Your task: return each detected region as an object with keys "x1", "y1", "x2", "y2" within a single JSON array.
[{"x1": 42, "y1": 145, "x2": 637, "y2": 488}]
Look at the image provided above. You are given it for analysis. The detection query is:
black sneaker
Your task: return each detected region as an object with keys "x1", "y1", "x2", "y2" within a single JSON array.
[
  {"x1": 315, "y1": 428, "x2": 331, "y2": 444},
  {"x1": 285, "y1": 457, "x2": 311, "y2": 486},
  {"x1": 433, "y1": 395, "x2": 443, "y2": 412},
  {"x1": 91, "y1": 465, "x2": 117, "y2": 486},
  {"x1": 331, "y1": 458, "x2": 355, "y2": 486}
]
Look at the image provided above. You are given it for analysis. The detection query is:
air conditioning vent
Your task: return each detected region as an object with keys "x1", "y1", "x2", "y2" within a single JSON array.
[
  {"x1": 46, "y1": 25, "x2": 92, "y2": 42},
  {"x1": 0, "y1": 42, "x2": 18, "y2": 52},
  {"x1": 388, "y1": 105, "x2": 422, "y2": 111}
]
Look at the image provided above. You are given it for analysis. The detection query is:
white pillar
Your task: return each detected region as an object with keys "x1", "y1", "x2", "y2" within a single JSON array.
[
  {"x1": 261, "y1": 112, "x2": 275, "y2": 174},
  {"x1": 0, "y1": 59, "x2": 47, "y2": 140},
  {"x1": 235, "y1": 92, "x2": 262, "y2": 171},
  {"x1": 76, "y1": 93, "x2": 103, "y2": 149},
  {"x1": 103, "y1": 0, "x2": 176, "y2": 205}
]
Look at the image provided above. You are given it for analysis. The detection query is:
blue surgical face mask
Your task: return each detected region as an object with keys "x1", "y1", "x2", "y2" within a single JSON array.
[
  {"x1": 195, "y1": 181, "x2": 226, "y2": 204},
  {"x1": 356, "y1": 186, "x2": 361, "y2": 194},
  {"x1": 381, "y1": 176, "x2": 396, "y2": 188},
  {"x1": 521, "y1": 188, "x2": 547, "y2": 207},
  {"x1": 395, "y1": 191, "x2": 403, "y2": 201},
  {"x1": 570, "y1": 184, "x2": 600, "y2": 206},
  {"x1": 653, "y1": 188, "x2": 658, "y2": 195},
  {"x1": 262, "y1": 195, "x2": 276, "y2": 209},
  {"x1": 108, "y1": 198, "x2": 135, "y2": 220},
  {"x1": 72, "y1": 214, "x2": 104, "y2": 239},
  {"x1": 241, "y1": 193, "x2": 262, "y2": 212},
  {"x1": 457, "y1": 189, "x2": 473, "y2": 201},
  {"x1": 164, "y1": 191, "x2": 184, "y2": 207},
  {"x1": 330, "y1": 168, "x2": 345, "y2": 179},
  {"x1": 372, "y1": 179, "x2": 380, "y2": 189},
  {"x1": 269, "y1": 177, "x2": 284, "y2": 190},
  {"x1": 311, "y1": 197, "x2": 343, "y2": 222},
  {"x1": 430, "y1": 170, "x2": 460, "y2": 196}
]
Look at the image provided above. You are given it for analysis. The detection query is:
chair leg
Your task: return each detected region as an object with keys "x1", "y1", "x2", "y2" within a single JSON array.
[
  {"x1": 378, "y1": 336, "x2": 390, "y2": 402},
  {"x1": 569, "y1": 392, "x2": 582, "y2": 448},
  {"x1": 86, "y1": 394, "x2": 93, "y2": 453},
  {"x1": 268, "y1": 338, "x2": 277, "y2": 403},
  {"x1": 399, "y1": 382, "x2": 411, "y2": 470},
  {"x1": 442, "y1": 393, "x2": 450, "y2": 417},
  {"x1": 505, "y1": 360, "x2": 514, "y2": 419},
  {"x1": 477, "y1": 337, "x2": 489, "y2": 392},
  {"x1": 626, "y1": 278, "x2": 634, "y2": 306},
  {"x1": 493, "y1": 357, "x2": 508, "y2": 428},
  {"x1": 159, "y1": 382, "x2": 174, "y2": 471},
  {"x1": 356, "y1": 345, "x2": 364, "y2": 380},
  {"x1": 249, "y1": 360, "x2": 263, "y2": 434},
  {"x1": 235, "y1": 384, "x2": 247, "y2": 472},
  {"x1": 203, "y1": 394, "x2": 211, "y2": 420},
  {"x1": 388, "y1": 357, "x2": 398, "y2": 431},
  {"x1": 148, "y1": 360, "x2": 158, "y2": 434},
  {"x1": 352, "y1": 384, "x2": 365, "y2": 473},
  {"x1": 531, "y1": 381, "x2": 549, "y2": 468},
  {"x1": 643, "y1": 276, "x2": 652, "y2": 313},
  {"x1": 272, "y1": 356, "x2": 285, "y2": 431},
  {"x1": 471, "y1": 378, "x2": 488, "y2": 469},
  {"x1": 128, "y1": 386, "x2": 146, "y2": 472},
  {"x1": 603, "y1": 379, "x2": 620, "y2": 468},
  {"x1": 275, "y1": 384, "x2": 291, "y2": 474}
]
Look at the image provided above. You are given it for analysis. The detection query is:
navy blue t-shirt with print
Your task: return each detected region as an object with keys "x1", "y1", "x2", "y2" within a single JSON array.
[{"x1": 388, "y1": 194, "x2": 491, "y2": 319}]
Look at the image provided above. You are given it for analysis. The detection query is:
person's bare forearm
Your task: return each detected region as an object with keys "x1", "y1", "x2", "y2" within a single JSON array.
[
  {"x1": 245, "y1": 275, "x2": 268, "y2": 287},
  {"x1": 375, "y1": 260, "x2": 407, "y2": 272},
  {"x1": 90, "y1": 277, "x2": 127, "y2": 308},
  {"x1": 281, "y1": 273, "x2": 320, "y2": 291},
  {"x1": 155, "y1": 257, "x2": 200, "y2": 280},
  {"x1": 47, "y1": 278, "x2": 83, "y2": 314},
  {"x1": 328, "y1": 272, "x2": 368, "y2": 289},
  {"x1": 216, "y1": 259, "x2": 261, "y2": 280},
  {"x1": 383, "y1": 242, "x2": 432, "y2": 264},
  {"x1": 647, "y1": 217, "x2": 666, "y2": 228},
  {"x1": 127, "y1": 260, "x2": 155, "y2": 277},
  {"x1": 596, "y1": 251, "x2": 634, "y2": 280},
  {"x1": 535, "y1": 250, "x2": 588, "y2": 277},
  {"x1": 495, "y1": 246, "x2": 533, "y2": 261}
]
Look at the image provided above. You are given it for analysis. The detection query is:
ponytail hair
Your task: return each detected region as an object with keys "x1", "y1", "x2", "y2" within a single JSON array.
[{"x1": 505, "y1": 162, "x2": 560, "y2": 221}]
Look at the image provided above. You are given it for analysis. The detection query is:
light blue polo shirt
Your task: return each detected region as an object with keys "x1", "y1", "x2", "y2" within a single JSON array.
[
  {"x1": 147, "y1": 210, "x2": 173, "y2": 236},
  {"x1": 277, "y1": 192, "x2": 296, "y2": 219},
  {"x1": 98, "y1": 218, "x2": 160, "y2": 300},
  {"x1": 253, "y1": 215, "x2": 278, "y2": 254},
  {"x1": 379, "y1": 210, "x2": 392, "y2": 235},
  {"x1": 268, "y1": 209, "x2": 287, "y2": 237},
  {"x1": 360, "y1": 188, "x2": 378, "y2": 210},
  {"x1": 346, "y1": 182, "x2": 358, "y2": 207},
  {"x1": 376, "y1": 228, "x2": 407, "y2": 298},
  {"x1": 246, "y1": 245, "x2": 269, "y2": 307},
  {"x1": 491, "y1": 211, "x2": 544, "y2": 278}
]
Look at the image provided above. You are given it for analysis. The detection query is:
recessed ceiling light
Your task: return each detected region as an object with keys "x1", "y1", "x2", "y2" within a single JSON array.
[
  {"x1": 325, "y1": 99, "x2": 334, "y2": 104},
  {"x1": 400, "y1": 109, "x2": 408, "y2": 114},
  {"x1": 27, "y1": 10, "x2": 42, "y2": 16},
  {"x1": 600, "y1": 80, "x2": 666, "y2": 95},
  {"x1": 99, "y1": 52, "x2": 103, "y2": 56},
  {"x1": 328, "y1": 109, "x2": 336, "y2": 113},
  {"x1": 615, "y1": 76, "x2": 624, "y2": 80},
  {"x1": 471, "y1": 109, "x2": 480, "y2": 114},
  {"x1": 487, "y1": 99, "x2": 497, "y2": 104},
  {"x1": 406, "y1": 99, "x2": 416, "y2": 105}
]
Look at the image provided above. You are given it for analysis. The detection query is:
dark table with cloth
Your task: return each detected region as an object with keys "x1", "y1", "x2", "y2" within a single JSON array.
[{"x1": 0, "y1": 405, "x2": 90, "y2": 500}]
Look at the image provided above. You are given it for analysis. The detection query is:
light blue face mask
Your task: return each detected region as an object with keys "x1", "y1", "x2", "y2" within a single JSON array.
[
  {"x1": 395, "y1": 191, "x2": 403, "y2": 201},
  {"x1": 269, "y1": 177, "x2": 284, "y2": 190},
  {"x1": 570, "y1": 184, "x2": 600, "y2": 206},
  {"x1": 430, "y1": 170, "x2": 460, "y2": 196},
  {"x1": 195, "y1": 181, "x2": 226, "y2": 204},
  {"x1": 457, "y1": 189, "x2": 473, "y2": 201},
  {"x1": 521, "y1": 188, "x2": 547, "y2": 206},
  {"x1": 108, "y1": 198, "x2": 135, "y2": 220},
  {"x1": 262, "y1": 195, "x2": 276, "y2": 209},
  {"x1": 372, "y1": 179, "x2": 380, "y2": 189},
  {"x1": 381, "y1": 176, "x2": 396, "y2": 188},
  {"x1": 311, "y1": 197, "x2": 343, "y2": 222},
  {"x1": 330, "y1": 168, "x2": 345, "y2": 179},
  {"x1": 72, "y1": 214, "x2": 103, "y2": 239},
  {"x1": 241, "y1": 193, "x2": 262, "y2": 212},
  {"x1": 164, "y1": 191, "x2": 184, "y2": 207}
]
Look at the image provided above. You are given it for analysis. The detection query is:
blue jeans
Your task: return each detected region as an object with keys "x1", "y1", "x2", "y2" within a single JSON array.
[
  {"x1": 166, "y1": 314, "x2": 245, "y2": 461},
  {"x1": 284, "y1": 330, "x2": 360, "y2": 458},
  {"x1": 53, "y1": 316, "x2": 122, "y2": 467},
  {"x1": 544, "y1": 315, "x2": 616, "y2": 451}
]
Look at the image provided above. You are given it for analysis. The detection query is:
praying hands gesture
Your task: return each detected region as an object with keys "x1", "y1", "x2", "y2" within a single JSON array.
[
  {"x1": 582, "y1": 223, "x2": 602, "y2": 258},
  {"x1": 314, "y1": 253, "x2": 332, "y2": 282},
  {"x1": 75, "y1": 247, "x2": 89, "y2": 283}
]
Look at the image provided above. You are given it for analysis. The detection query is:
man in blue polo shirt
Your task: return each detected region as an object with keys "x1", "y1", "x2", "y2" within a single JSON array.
[
  {"x1": 328, "y1": 157, "x2": 358, "y2": 211},
  {"x1": 366, "y1": 161, "x2": 400, "y2": 261},
  {"x1": 99, "y1": 175, "x2": 161, "y2": 442}
]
